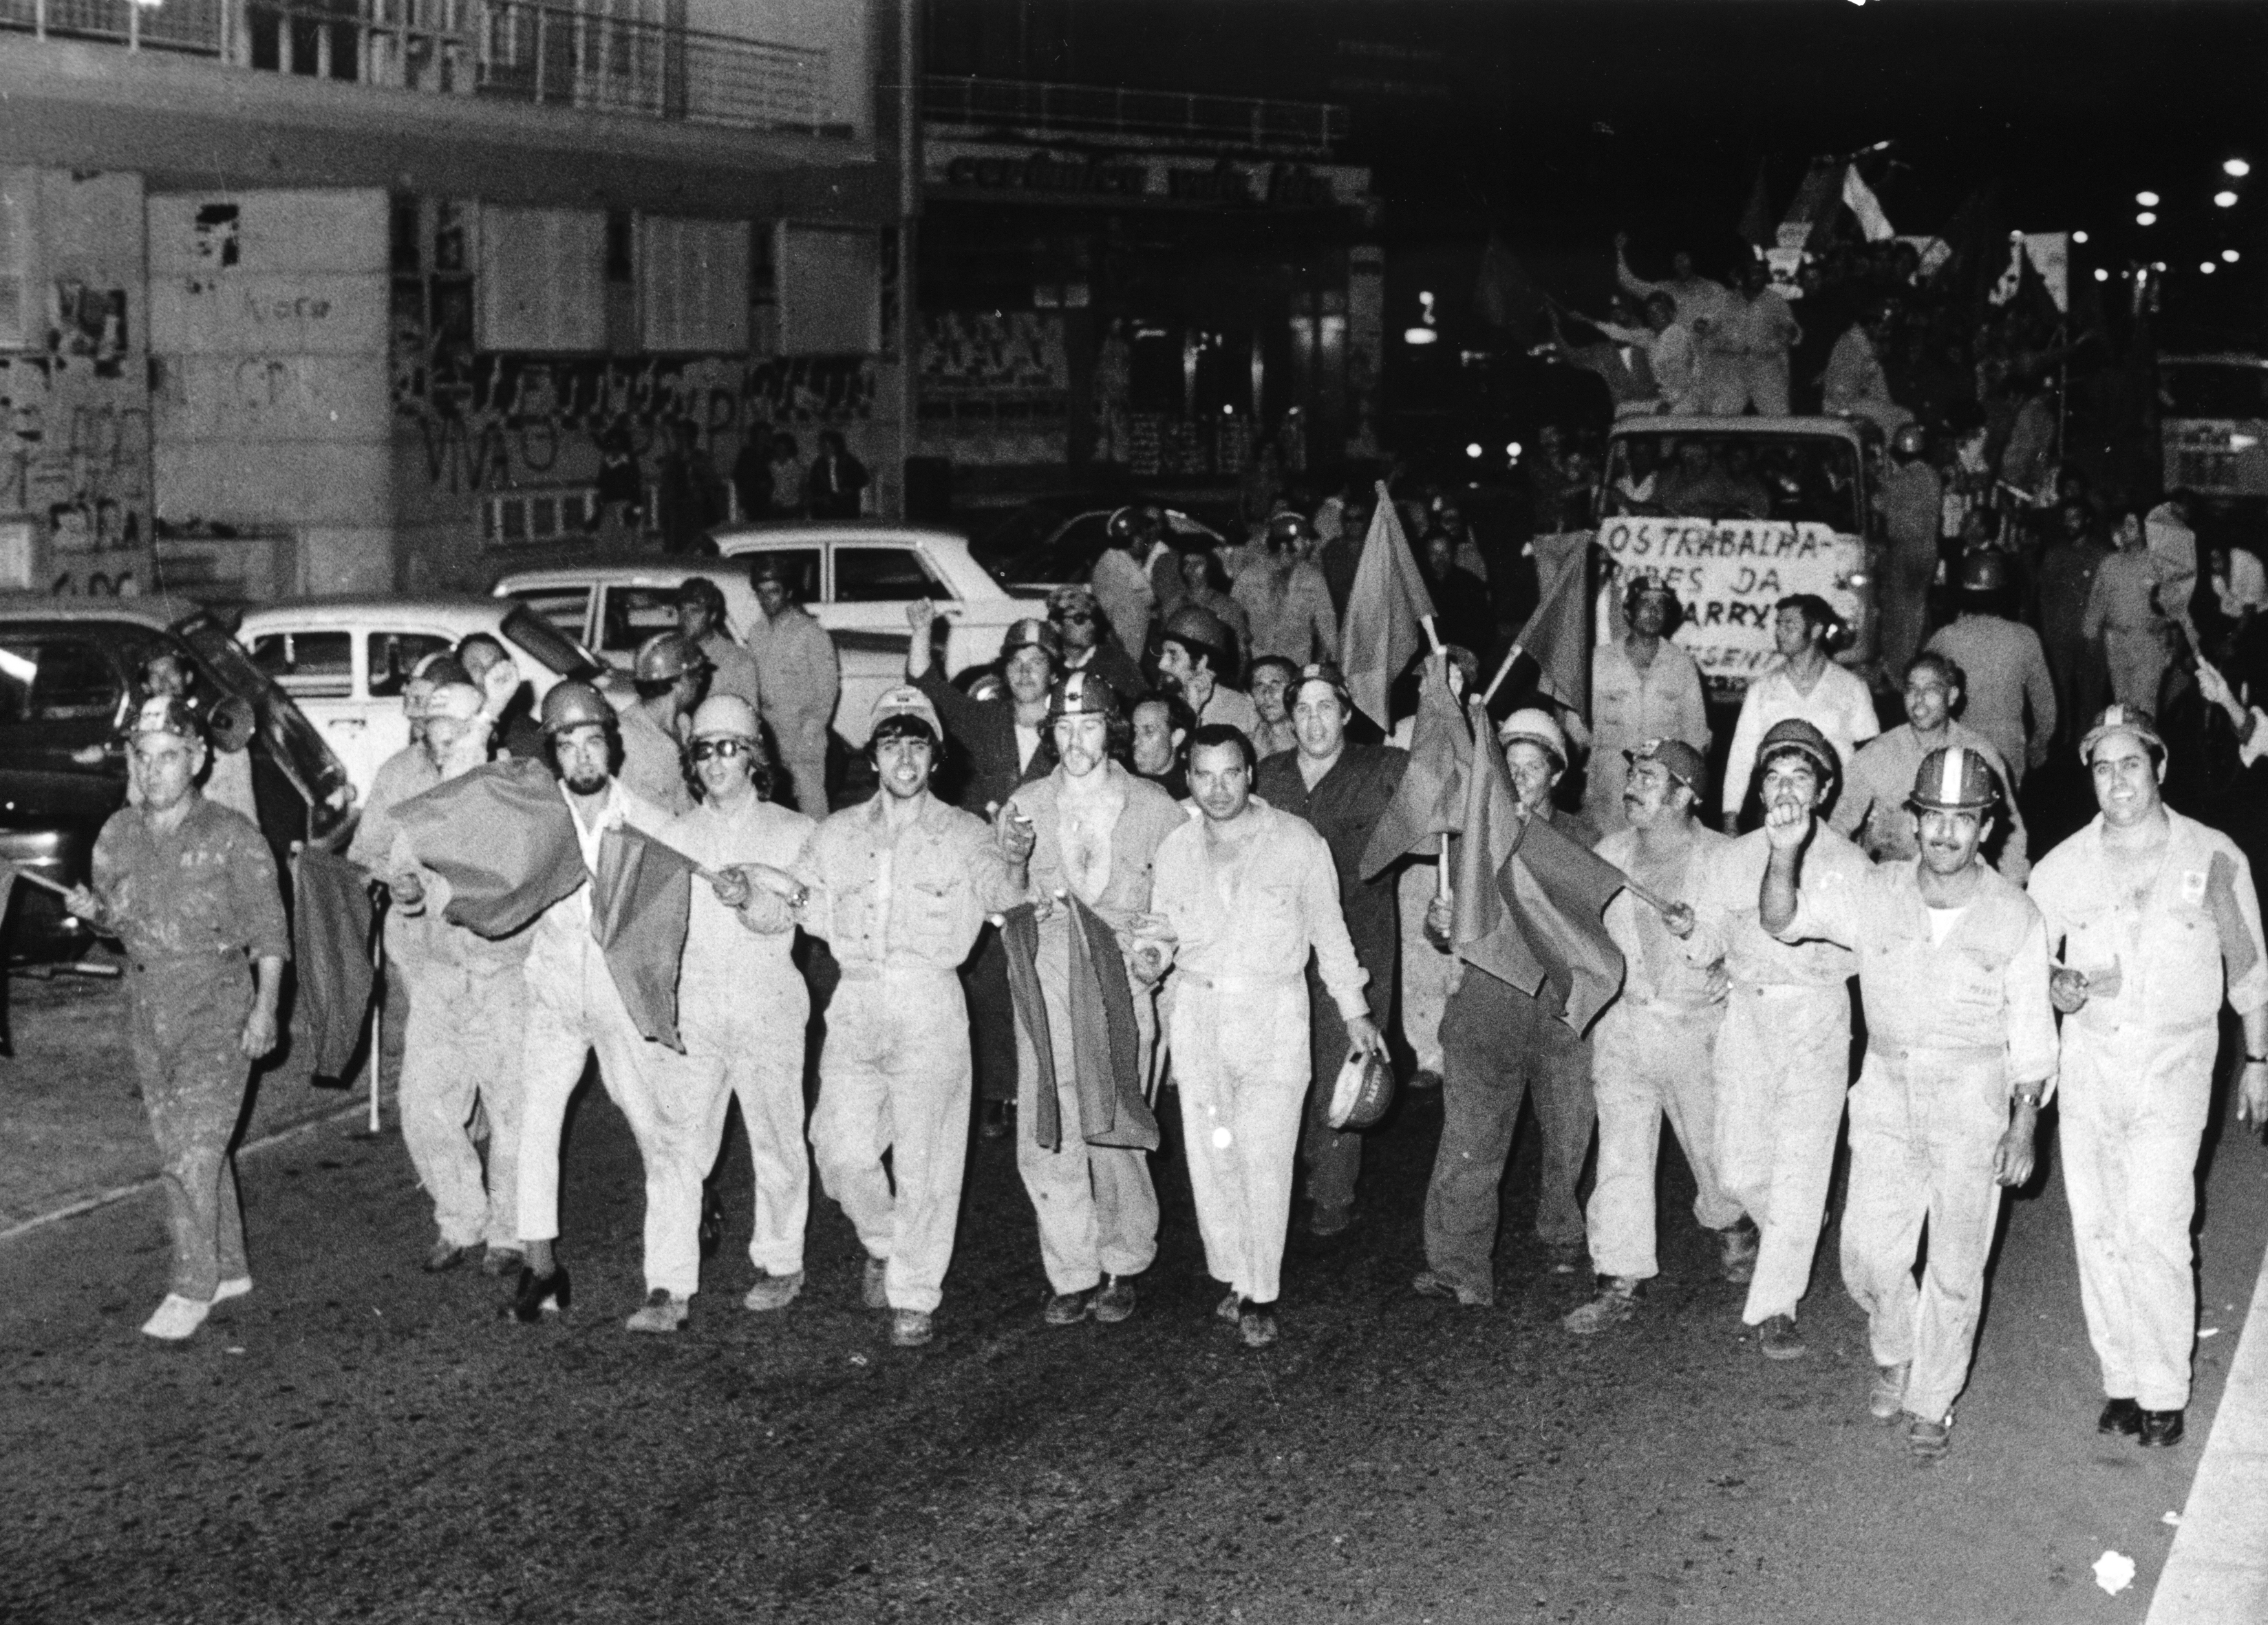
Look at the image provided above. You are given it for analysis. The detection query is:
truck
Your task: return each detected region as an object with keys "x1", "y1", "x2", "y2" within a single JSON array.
[
  {"x1": 2157, "y1": 353, "x2": 2268, "y2": 504},
  {"x1": 1591, "y1": 414, "x2": 1881, "y2": 698}
]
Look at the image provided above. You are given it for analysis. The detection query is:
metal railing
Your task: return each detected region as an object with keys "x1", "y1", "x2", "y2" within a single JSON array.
[
  {"x1": 924, "y1": 75, "x2": 1346, "y2": 156},
  {"x1": 0, "y1": 0, "x2": 830, "y2": 134}
]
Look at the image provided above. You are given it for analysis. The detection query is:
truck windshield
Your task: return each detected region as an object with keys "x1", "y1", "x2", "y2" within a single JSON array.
[
  {"x1": 2159, "y1": 363, "x2": 2268, "y2": 419},
  {"x1": 1602, "y1": 432, "x2": 1863, "y2": 531}
]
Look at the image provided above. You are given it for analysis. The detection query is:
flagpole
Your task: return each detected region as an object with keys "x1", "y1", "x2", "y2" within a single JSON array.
[
  {"x1": 1479, "y1": 641, "x2": 1526, "y2": 706},
  {"x1": 1420, "y1": 616, "x2": 1455, "y2": 903}
]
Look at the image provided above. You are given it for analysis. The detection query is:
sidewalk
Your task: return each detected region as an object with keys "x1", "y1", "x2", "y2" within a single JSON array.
[{"x1": 0, "y1": 969, "x2": 377, "y2": 1232}]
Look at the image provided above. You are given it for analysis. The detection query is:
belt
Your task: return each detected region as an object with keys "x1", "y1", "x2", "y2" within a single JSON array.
[
  {"x1": 129, "y1": 948, "x2": 239, "y2": 975},
  {"x1": 837, "y1": 961, "x2": 956, "y2": 983},
  {"x1": 1178, "y1": 971, "x2": 1301, "y2": 992},
  {"x1": 1866, "y1": 1037, "x2": 2002, "y2": 1064},
  {"x1": 1736, "y1": 980, "x2": 1845, "y2": 1000}
]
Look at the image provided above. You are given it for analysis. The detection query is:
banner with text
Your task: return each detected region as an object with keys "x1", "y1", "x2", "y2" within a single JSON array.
[{"x1": 1593, "y1": 516, "x2": 1864, "y2": 683}]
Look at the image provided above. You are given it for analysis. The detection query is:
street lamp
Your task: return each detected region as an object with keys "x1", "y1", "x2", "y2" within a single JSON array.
[
  {"x1": 2137, "y1": 191, "x2": 2161, "y2": 206},
  {"x1": 2201, "y1": 261, "x2": 2217, "y2": 275},
  {"x1": 2227, "y1": 159, "x2": 2252, "y2": 178},
  {"x1": 2225, "y1": 249, "x2": 2243, "y2": 263},
  {"x1": 2137, "y1": 211, "x2": 2157, "y2": 226},
  {"x1": 2093, "y1": 268, "x2": 2109, "y2": 282},
  {"x1": 2216, "y1": 191, "x2": 2240, "y2": 208},
  {"x1": 2073, "y1": 230, "x2": 2090, "y2": 244}
]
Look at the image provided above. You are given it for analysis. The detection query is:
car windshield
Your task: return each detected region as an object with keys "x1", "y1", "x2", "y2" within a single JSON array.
[
  {"x1": 2160, "y1": 363, "x2": 2268, "y2": 419},
  {"x1": 501, "y1": 603, "x2": 606, "y2": 680},
  {"x1": 1601, "y1": 432, "x2": 1863, "y2": 530}
]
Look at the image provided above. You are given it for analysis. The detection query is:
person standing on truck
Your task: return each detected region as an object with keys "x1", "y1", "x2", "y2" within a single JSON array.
[
  {"x1": 1615, "y1": 232, "x2": 1729, "y2": 331},
  {"x1": 1702, "y1": 259, "x2": 1803, "y2": 418},
  {"x1": 1720, "y1": 595, "x2": 1881, "y2": 834}
]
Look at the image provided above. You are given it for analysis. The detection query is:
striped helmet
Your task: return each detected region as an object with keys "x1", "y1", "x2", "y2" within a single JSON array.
[
  {"x1": 1047, "y1": 669, "x2": 1122, "y2": 720},
  {"x1": 1907, "y1": 744, "x2": 2000, "y2": 812}
]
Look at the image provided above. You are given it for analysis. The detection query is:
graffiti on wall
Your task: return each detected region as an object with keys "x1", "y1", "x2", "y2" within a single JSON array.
[
  {"x1": 0, "y1": 349, "x2": 151, "y2": 593},
  {"x1": 920, "y1": 310, "x2": 1068, "y2": 394}
]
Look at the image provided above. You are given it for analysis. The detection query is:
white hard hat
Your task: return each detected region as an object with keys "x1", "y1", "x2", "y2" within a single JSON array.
[
  {"x1": 690, "y1": 694, "x2": 760, "y2": 742},
  {"x1": 1497, "y1": 707, "x2": 1570, "y2": 768}
]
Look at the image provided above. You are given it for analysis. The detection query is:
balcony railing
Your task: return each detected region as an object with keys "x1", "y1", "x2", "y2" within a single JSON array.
[
  {"x1": 925, "y1": 75, "x2": 1346, "y2": 157},
  {"x1": 0, "y1": 0, "x2": 831, "y2": 136}
]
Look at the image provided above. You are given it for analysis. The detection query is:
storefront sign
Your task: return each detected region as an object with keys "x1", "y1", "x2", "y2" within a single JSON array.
[
  {"x1": 1594, "y1": 516, "x2": 1863, "y2": 681},
  {"x1": 928, "y1": 142, "x2": 1369, "y2": 212}
]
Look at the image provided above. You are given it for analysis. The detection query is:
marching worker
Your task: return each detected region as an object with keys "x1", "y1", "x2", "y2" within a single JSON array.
[
  {"x1": 745, "y1": 552, "x2": 842, "y2": 817},
  {"x1": 1091, "y1": 505, "x2": 1162, "y2": 665},
  {"x1": 1157, "y1": 605, "x2": 1261, "y2": 740},
  {"x1": 1672, "y1": 720, "x2": 1867, "y2": 1359},
  {"x1": 1833, "y1": 652, "x2": 2029, "y2": 879},
  {"x1": 1760, "y1": 744, "x2": 2057, "y2": 1460},
  {"x1": 378, "y1": 681, "x2": 534, "y2": 1277},
  {"x1": 659, "y1": 697, "x2": 817, "y2": 1317},
  {"x1": 674, "y1": 576, "x2": 763, "y2": 715},
  {"x1": 509, "y1": 680, "x2": 686, "y2": 1329},
  {"x1": 1247, "y1": 656, "x2": 1302, "y2": 760},
  {"x1": 65, "y1": 698, "x2": 288, "y2": 1341},
  {"x1": 1144, "y1": 724, "x2": 1387, "y2": 1347},
  {"x1": 1924, "y1": 550, "x2": 2056, "y2": 790},
  {"x1": 1414, "y1": 707, "x2": 1600, "y2": 1301},
  {"x1": 1719, "y1": 595, "x2": 1879, "y2": 833},
  {"x1": 347, "y1": 663, "x2": 446, "y2": 1097},
  {"x1": 1587, "y1": 574, "x2": 1710, "y2": 835},
  {"x1": 1005, "y1": 672, "x2": 1183, "y2": 1326},
  {"x1": 1254, "y1": 662, "x2": 1408, "y2": 1237},
  {"x1": 619, "y1": 632, "x2": 709, "y2": 817},
  {"x1": 1047, "y1": 582, "x2": 1148, "y2": 704},
  {"x1": 1233, "y1": 511, "x2": 1340, "y2": 667},
  {"x1": 792, "y1": 687, "x2": 1032, "y2": 1348},
  {"x1": 1565, "y1": 740, "x2": 1742, "y2": 1335},
  {"x1": 2029, "y1": 707, "x2": 2268, "y2": 1448}
]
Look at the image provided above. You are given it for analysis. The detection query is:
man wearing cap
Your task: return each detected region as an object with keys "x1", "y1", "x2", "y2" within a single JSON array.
[
  {"x1": 65, "y1": 698, "x2": 288, "y2": 1341},
  {"x1": 1234, "y1": 512, "x2": 1340, "y2": 667},
  {"x1": 1255, "y1": 663, "x2": 1409, "y2": 1237},
  {"x1": 1003, "y1": 672, "x2": 1183, "y2": 1325},
  {"x1": 2030, "y1": 706, "x2": 2268, "y2": 1449},
  {"x1": 506, "y1": 680, "x2": 690, "y2": 1328},
  {"x1": 907, "y1": 598, "x2": 1059, "y2": 1137},
  {"x1": 1925, "y1": 551, "x2": 2056, "y2": 790},
  {"x1": 1759, "y1": 743, "x2": 2057, "y2": 1459},
  {"x1": 1091, "y1": 508, "x2": 1159, "y2": 666},
  {"x1": 656, "y1": 697, "x2": 818, "y2": 1322},
  {"x1": 1565, "y1": 738, "x2": 1743, "y2": 1335},
  {"x1": 1719, "y1": 594, "x2": 1879, "y2": 834},
  {"x1": 1158, "y1": 605, "x2": 1261, "y2": 741},
  {"x1": 792, "y1": 686, "x2": 1033, "y2": 1348},
  {"x1": 1834, "y1": 652, "x2": 2030, "y2": 879},
  {"x1": 675, "y1": 576, "x2": 762, "y2": 715},
  {"x1": 1672, "y1": 718, "x2": 1868, "y2": 1358},
  {"x1": 745, "y1": 554, "x2": 841, "y2": 817},
  {"x1": 372, "y1": 682, "x2": 537, "y2": 1277},
  {"x1": 619, "y1": 632, "x2": 709, "y2": 817},
  {"x1": 1589, "y1": 575, "x2": 1711, "y2": 834},
  {"x1": 1144, "y1": 724, "x2": 1387, "y2": 1346},
  {"x1": 1415, "y1": 706, "x2": 1602, "y2": 1300},
  {"x1": 1047, "y1": 583, "x2": 1147, "y2": 704}
]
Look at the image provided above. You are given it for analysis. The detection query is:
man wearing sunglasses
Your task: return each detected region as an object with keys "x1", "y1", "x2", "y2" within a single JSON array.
[{"x1": 1046, "y1": 583, "x2": 1147, "y2": 704}]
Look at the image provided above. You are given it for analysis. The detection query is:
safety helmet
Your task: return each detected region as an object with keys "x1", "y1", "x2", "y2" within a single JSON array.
[
  {"x1": 1161, "y1": 603, "x2": 1231, "y2": 661},
  {"x1": 1756, "y1": 718, "x2": 1841, "y2": 786},
  {"x1": 1047, "y1": 669, "x2": 1122, "y2": 721},
  {"x1": 1327, "y1": 1047, "x2": 1396, "y2": 1131},
  {"x1": 129, "y1": 694, "x2": 203, "y2": 743},
  {"x1": 1001, "y1": 617, "x2": 1063, "y2": 662},
  {"x1": 689, "y1": 694, "x2": 760, "y2": 742},
  {"x1": 539, "y1": 679, "x2": 614, "y2": 734},
  {"x1": 1622, "y1": 572, "x2": 1686, "y2": 634},
  {"x1": 1623, "y1": 737, "x2": 1708, "y2": 799},
  {"x1": 1292, "y1": 660, "x2": 1353, "y2": 710},
  {"x1": 1106, "y1": 505, "x2": 1162, "y2": 546},
  {"x1": 1265, "y1": 510, "x2": 1318, "y2": 550},
  {"x1": 1907, "y1": 744, "x2": 2000, "y2": 812},
  {"x1": 2079, "y1": 702, "x2": 2165, "y2": 766},
  {"x1": 633, "y1": 631, "x2": 707, "y2": 685},
  {"x1": 1497, "y1": 707, "x2": 1570, "y2": 770},
  {"x1": 1958, "y1": 549, "x2": 2012, "y2": 594},
  {"x1": 870, "y1": 684, "x2": 942, "y2": 736}
]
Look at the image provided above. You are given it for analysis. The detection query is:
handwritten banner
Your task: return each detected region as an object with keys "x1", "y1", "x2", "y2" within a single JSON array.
[{"x1": 1596, "y1": 517, "x2": 1863, "y2": 682}]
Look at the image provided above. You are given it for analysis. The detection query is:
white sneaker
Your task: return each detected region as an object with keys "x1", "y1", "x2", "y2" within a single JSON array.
[
  {"x1": 141, "y1": 1294, "x2": 211, "y2": 1341},
  {"x1": 743, "y1": 1271, "x2": 804, "y2": 1313},
  {"x1": 211, "y1": 1277, "x2": 253, "y2": 1304},
  {"x1": 625, "y1": 1289, "x2": 689, "y2": 1334}
]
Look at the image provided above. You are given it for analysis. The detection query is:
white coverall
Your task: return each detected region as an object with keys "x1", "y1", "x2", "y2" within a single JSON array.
[
  {"x1": 1151, "y1": 801, "x2": 1369, "y2": 1307},
  {"x1": 793, "y1": 790, "x2": 1026, "y2": 1314},
  {"x1": 2029, "y1": 812, "x2": 2268, "y2": 1412},
  {"x1": 1586, "y1": 826, "x2": 1742, "y2": 1281},
  {"x1": 617, "y1": 704, "x2": 694, "y2": 817},
  {"x1": 747, "y1": 606, "x2": 841, "y2": 819},
  {"x1": 661, "y1": 794, "x2": 817, "y2": 1283},
  {"x1": 514, "y1": 781, "x2": 696, "y2": 1293},
  {"x1": 1784, "y1": 857, "x2": 2058, "y2": 1423},
  {"x1": 1684, "y1": 825, "x2": 1868, "y2": 1325},
  {"x1": 1397, "y1": 859, "x2": 1459, "y2": 1076}
]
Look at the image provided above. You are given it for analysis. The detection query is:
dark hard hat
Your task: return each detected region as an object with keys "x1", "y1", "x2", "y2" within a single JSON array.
[
  {"x1": 1265, "y1": 510, "x2": 1318, "y2": 548},
  {"x1": 1757, "y1": 718, "x2": 1841, "y2": 785},
  {"x1": 1958, "y1": 549, "x2": 2012, "y2": 594},
  {"x1": 1907, "y1": 744, "x2": 2000, "y2": 812},
  {"x1": 1327, "y1": 1047, "x2": 1396, "y2": 1130},
  {"x1": 1162, "y1": 603, "x2": 1230, "y2": 658},
  {"x1": 634, "y1": 631, "x2": 707, "y2": 685},
  {"x1": 539, "y1": 679, "x2": 614, "y2": 733},
  {"x1": 1624, "y1": 737, "x2": 1709, "y2": 798},
  {"x1": 1047, "y1": 669, "x2": 1122, "y2": 720},
  {"x1": 1001, "y1": 617, "x2": 1062, "y2": 662},
  {"x1": 1106, "y1": 505, "x2": 1162, "y2": 544}
]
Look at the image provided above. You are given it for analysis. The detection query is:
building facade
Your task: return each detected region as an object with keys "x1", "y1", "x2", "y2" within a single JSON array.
[{"x1": 0, "y1": 0, "x2": 906, "y2": 599}]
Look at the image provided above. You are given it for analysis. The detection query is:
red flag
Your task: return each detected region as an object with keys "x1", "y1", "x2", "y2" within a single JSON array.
[
  {"x1": 392, "y1": 758, "x2": 586, "y2": 939},
  {"x1": 591, "y1": 824, "x2": 696, "y2": 1052},
  {"x1": 1360, "y1": 654, "x2": 1471, "y2": 879},
  {"x1": 1512, "y1": 531, "x2": 1592, "y2": 715},
  {"x1": 1451, "y1": 700, "x2": 1625, "y2": 1033},
  {"x1": 1340, "y1": 483, "x2": 1438, "y2": 730}
]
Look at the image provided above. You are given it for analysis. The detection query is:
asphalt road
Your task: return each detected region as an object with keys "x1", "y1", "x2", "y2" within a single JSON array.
[{"x1": 3, "y1": 1055, "x2": 2263, "y2": 1625}]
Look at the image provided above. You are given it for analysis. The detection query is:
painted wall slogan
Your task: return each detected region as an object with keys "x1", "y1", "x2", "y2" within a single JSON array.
[{"x1": 1594, "y1": 516, "x2": 1865, "y2": 682}]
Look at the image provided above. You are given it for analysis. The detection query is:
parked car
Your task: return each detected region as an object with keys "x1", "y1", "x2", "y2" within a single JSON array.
[
  {"x1": 236, "y1": 596, "x2": 612, "y2": 797},
  {"x1": 967, "y1": 504, "x2": 1230, "y2": 596},
  {"x1": 0, "y1": 596, "x2": 354, "y2": 962}
]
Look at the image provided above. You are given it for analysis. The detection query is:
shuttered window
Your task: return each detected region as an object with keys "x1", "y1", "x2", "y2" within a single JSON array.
[
  {"x1": 638, "y1": 215, "x2": 749, "y2": 354},
  {"x1": 478, "y1": 206, "x2": 606, "y2": 353}
]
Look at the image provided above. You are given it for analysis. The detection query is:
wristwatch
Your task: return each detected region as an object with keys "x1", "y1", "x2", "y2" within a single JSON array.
[{"x1": 2011, "y1": 1087, "x2": 2044, "y2": 1110}]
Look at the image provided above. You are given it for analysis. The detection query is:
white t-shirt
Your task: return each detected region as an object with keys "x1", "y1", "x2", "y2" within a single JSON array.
[{"x1": 1927, "y1": 905, "x2": 1967, "y2": 947}]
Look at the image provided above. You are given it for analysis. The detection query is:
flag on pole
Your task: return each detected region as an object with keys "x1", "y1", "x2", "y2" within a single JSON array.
[
  {"x1": 1360, "y1": 654, "x2": 1471, "y2": 879},
  {"x1": 289, "y1": 846, "x2": 376, "y2": 1082},
  {"x1": 1738, "y1": 160, "x2": 1776, "y2": 248},
  {"x1": 1451, "y1": 699, "x2": 1627, "y2": 1033},
  {"x1": 1339, "y1": 482, "x2": 1437, "y2": 731},
  {"x1": 392, "y1": 758, "x2": 586, "y2": 939},
  {"x1": 1516, "y1": 531, "x2": 1593, "y2": 714},
  {"x1": 590, "y1": 823, "x2": 696, "y2": 1051}
]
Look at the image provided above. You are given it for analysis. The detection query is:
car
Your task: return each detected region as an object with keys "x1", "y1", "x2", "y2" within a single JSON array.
[
  {"x1": 967, "y1": 504, "x2": 1232, "y2": 596},
  {"x1": 235, "y1": 596, "x2": 614, "y2": 796},
  {"x1": 1, "y1": 596, "x2": 355, "y2": 963}
]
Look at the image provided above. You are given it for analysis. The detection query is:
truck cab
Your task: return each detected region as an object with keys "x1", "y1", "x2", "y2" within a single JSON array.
[
  {"x1": 2158, "y1": 354, "x2": 2268, "y2": 505},
  {"x1": 1593, "y1": 415, "x2": 1881, "y2": 699}
]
